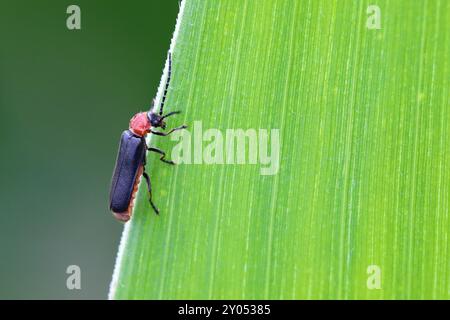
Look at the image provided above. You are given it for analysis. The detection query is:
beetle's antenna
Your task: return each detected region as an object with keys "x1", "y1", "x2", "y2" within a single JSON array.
[
  {"x1": 159, "y1": 53, "x2": 172, "y2": 115},
  {"x1": 161, "y1": 110, "x2": 181, "y2": 119}
]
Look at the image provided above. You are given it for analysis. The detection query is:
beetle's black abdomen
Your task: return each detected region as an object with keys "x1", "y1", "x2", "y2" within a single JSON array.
[{"x1": 109, "y1": 130, "x2": 146, "y2": 213}]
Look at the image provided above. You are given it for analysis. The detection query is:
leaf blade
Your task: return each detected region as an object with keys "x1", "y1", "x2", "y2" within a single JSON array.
[{"x1": 111, "y1": 0, "x2": 449, "y2": 299}]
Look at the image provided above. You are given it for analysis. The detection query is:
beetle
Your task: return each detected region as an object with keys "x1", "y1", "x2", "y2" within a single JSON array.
[{"x1": 109, "y1": 54, "x2": 186, "y2": 222}]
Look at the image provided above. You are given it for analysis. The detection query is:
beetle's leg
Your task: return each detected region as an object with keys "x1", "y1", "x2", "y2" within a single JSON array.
[
  {"x1": 150, "y1": 124, "x2": 187, "y2": 136},
  {"x1": 148, "y1": 147, "x2": 175, "y2": 165},
  {"x1": 142, "y1": 170, "x2": 160, "y2": 215}
]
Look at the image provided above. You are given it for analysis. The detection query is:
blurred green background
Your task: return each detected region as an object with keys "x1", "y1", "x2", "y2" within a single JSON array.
[{"x1": 0, "y1": 0, "x2": 178, "y2": 299}]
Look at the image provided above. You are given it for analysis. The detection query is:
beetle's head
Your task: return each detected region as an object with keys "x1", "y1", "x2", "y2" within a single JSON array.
[
  {"x1": 148, "y1": 111, "x2": 166, "y2": 130},
  {"x1": 129, "y1": 112, "x2": 151, "y2": 136}
]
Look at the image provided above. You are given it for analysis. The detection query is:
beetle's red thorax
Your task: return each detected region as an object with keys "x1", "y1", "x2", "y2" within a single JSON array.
[{"x1": 129, "y1": 112, "x2": 151, "y2": 137}]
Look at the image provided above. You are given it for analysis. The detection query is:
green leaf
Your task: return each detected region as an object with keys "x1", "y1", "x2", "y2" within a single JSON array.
[{"x1": 110, "y1": 0, "x2": 449, "y2": 299}]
